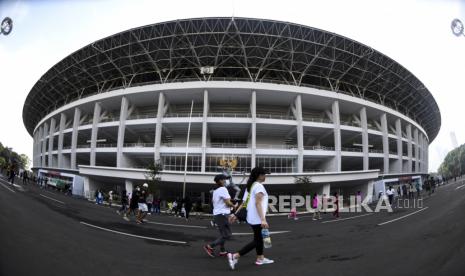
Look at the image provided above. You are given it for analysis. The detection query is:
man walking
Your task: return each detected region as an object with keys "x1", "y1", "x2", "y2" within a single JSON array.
[
  {"x1": 136, "y1": 183, "x2": 149, "y2": 224},
  {"x1": 8, "y1": 169, "x2": 15, "y2": 184},
  {"x1": 124, "y1": 187, "x2": 140, "y2": 221},
  {"x1": 117, "y1": 189, "x2": 128, "y2": 215},
  {"x1": 386, "y1": 186, "x2": 395, "y2": 206},
  {"x1": 204, "y1": 174, "x2": 236, "y2": 258}
]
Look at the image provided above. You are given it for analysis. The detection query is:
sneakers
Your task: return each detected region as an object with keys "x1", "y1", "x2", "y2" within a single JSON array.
[
  {"x1": 255, "y1": 258, "x2": 274, "y2": 266},
  {"x1": 203, "y1": 245, "x2": 215, "y2": 258},
  {"x1": 219, "y1": 251, "x2": 228, "y2": 257},
  {"x1": 227, "y1": 253, "x2": 238, "y2": 270},
  {"x1": 123, "y1": 215, "x2": 129, "y2": 221}
]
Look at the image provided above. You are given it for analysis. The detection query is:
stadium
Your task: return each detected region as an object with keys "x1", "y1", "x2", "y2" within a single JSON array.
[{"x1": 23, "y1": 17, "x2": 441, "y2": 201}]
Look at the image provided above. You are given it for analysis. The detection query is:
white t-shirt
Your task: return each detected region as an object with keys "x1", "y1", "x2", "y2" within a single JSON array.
[
  {"x1": 386, "y1": 189, "x2": 395, "y2": 196},
  {"x1": 242, "y1": 182, "x2": 268, "y2": 225},
  {"x1": 212, "y1": 187, "x2": 231, "y2": 215}
]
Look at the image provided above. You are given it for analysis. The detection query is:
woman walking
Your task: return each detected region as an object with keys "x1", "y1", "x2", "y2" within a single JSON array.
[
  {"x1": 227, "y1": 167, "x2": 274, "y2": 270},
  {"x1": 312, "y1": 193, "x2": 321, "y2": 220},
  {"x1": 204, "y1": 174, "x2": 236, "y2": 257}
]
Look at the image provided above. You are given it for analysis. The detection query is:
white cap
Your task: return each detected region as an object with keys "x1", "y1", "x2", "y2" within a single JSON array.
[{"x1": 143, "y1": 183, "x2": 148, "y2": 188}]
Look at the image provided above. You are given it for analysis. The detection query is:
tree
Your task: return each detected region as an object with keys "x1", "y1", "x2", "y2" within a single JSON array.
[
  {"x1": 438, "y1": 143, "x2": 465, "y2": 178},
  {"x1": 145, "y1": 161, "x2": 163, "y2": 196},
  {"x1": 19, "y1": 154, "x2": 30, "y2": 170},
  {"x1": 294, "y1": 175, "x2": 312, "y2": 195},
  {"x1": 0, "y1": 156, "x2": 6, "y2": 173},
  {"x1": 0, "y1": 141, "x2": 30, "y2": 171}
]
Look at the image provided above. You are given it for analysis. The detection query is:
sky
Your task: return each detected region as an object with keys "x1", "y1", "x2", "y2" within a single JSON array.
[{"x1": 0, "y1": 0, "x2": 464, "y2": 172}]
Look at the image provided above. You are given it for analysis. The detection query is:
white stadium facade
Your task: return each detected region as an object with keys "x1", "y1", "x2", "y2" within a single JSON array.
[{"x1": 24, "y1": 17, "x2": 441, "y2": 201}]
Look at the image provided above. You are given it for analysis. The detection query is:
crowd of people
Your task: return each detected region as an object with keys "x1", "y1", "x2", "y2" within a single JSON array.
[
  {"x1": 381, "y1": 176, "x2": 441, "y2": 207},
  {"x1": 111, "y1": 185, "x2": 201, "y2": 223},
  {"x1": 1, "y1": 162, "x2": 459, "y2": 270}
]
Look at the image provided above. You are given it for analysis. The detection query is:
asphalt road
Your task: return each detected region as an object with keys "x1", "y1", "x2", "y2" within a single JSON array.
[{"x1": 1, "y1": 175, "x2": 465, "y2": 276}]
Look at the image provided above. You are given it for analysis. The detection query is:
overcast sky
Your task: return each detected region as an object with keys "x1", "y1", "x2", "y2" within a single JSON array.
[{"x1": 0, "y1": 0, "x2": 464, "y2": 172}]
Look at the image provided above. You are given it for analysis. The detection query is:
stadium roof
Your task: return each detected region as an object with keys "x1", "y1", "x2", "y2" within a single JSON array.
[{"x1": 23, "y1": 17, "x2": 440, "y2": 141}]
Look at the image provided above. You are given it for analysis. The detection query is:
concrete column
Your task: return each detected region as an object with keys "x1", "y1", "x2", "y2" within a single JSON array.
[
  {"x1": 425, "y1": 137, "x2": 428, "y2": 173},
  {"x1": 418, "y1": 134, "x2": 422, "y2": 173},
  {"x1": 154, "y1": 93, "x2": 165, "y2": 162},
  {"x1": 423, "y1": 136, "x2": 426, "y2": 172},
  {"x1": 35, "y1": 131, "x2": 39, "y2": 167},
  {"x1": 295, "y1": 95, "x2": 304, "y2": 173},
  {"x1": 332, "y1": 101, "x2": 341, "y2": 172},
  {"x1": 37, "y1": 130, "x2": 42, "y2": 167},
  {"x1": 32, "y1": 131, "x2": 37, "y2": 168},
  {"x1": 251, "y1": 91, "x2": 257, "y2": 169},
  {"x1": 422, "y1": 138, "x2": 425, "y2": 173},
  {"x1": 363, "y1": 181, "x2": 374, "y2": 203},
  {"x1": 380, "y1": 113, "x2": 389, "y2": 174},
  {"x1": 42, "y1": 122, "x2": 48, "y2": 168},
  {"x1": 57, "y1": 113, "x2": 66, "y2": 168},
  {"x1": 32, "y1": 132, "x2": 36, "y2": 167},
  {"x1": 90, "y1": 102, "x2": 102, "y2": 166},
  {"x1": 201, "y1": 90, "x2": 209, "y2": 172},
  {"x1": 37, "y1": 127, "x2": 43, "y2": 167},
  {"x1": 125, "y1": 179, "x2": 134, "y2": 196},
  {"x1": 420, "y1": 134, "x2": 424, "y2": 173},
  {"x1": 83, "y1": 176, "x2": 98, "y2": 199},
  {"x1": 360, "y1": 107, "x2": 369, "y2": 171},
  {"x1": 406, "y1": 124, "x2": 412, "y2": 173},
  {"x1": 414, "y1": 128, "x2": 419, "y2": 173},
  {"x1": 32, "y1": 133, "x2": 36, "y2": 168},
  {"x1": 71, "y1": 108, "x2": 81, "y2": 170},
  {"x1": 318, "y1": 183, "x2": 331, "y2": 196},
  {"x1": 395, "y1": 119, "x2": 402, "y2": 173},
  {"x1": 83, "y1": 176, "x2": 90, "y2": 199},
  {"x1": 48, "y1": 118, "x2": 56, "y2": 167},
  {"x1": 117, "y1": 97, "x2": 129, "y2": 167}
]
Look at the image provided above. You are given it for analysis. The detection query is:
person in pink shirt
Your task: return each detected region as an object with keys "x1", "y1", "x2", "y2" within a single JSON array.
[{"x1": 312, "y1": 193, "x2": 321, "y2": 220}]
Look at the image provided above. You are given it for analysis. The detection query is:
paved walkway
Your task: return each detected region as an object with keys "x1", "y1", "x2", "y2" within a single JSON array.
[{"x1": 1, "y1": 175, "x2": 464, "y2": 275}]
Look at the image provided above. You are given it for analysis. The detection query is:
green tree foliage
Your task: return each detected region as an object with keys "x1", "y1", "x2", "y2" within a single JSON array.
[
  {"x1": 294, "y1": 175, "x2": 312, "y2": 195},
  {"x1": 438, "y1": 145, "x2": 465, "y2": 178},
  {"x1": 19, "y1": 154, "x2": 31, "y2": 170},
  {"x1": 0, "y1": 157, "x2": 6, "y2": 170},
  {"x1": 0, "y1": 142, "x2": 30, "y2": 171},
  {"x1": 145, "y1": 160, "x2": 163, "y2": 196}
]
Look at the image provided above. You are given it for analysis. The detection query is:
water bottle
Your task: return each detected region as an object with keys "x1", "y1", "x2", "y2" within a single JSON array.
[{"x1": 261, "y1": 228, "x2": 272, "y2": 248}]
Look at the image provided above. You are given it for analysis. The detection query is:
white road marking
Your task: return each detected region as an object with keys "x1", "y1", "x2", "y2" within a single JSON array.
[
  {"x1": 377, "y1": 207, "x2": 429, "y2": 226},
  {"x1": 455, "y1": 184, "x2": 465, "y2": 190},
  {"x1": 12, "y1": 184, "x2": 25, "y2": 191},
  {"x1": 145, "y1": 221, "x2": 207, "y2": 229},
  {"x1": 80, "y1": 222, "x2": 187, "y2": 244},
  {"x1": 40, "y1": 194, "x2": 65, "y2": 204},
  {"x1": 0, "y1": 181, "x2": 16, "y2": 193},
  {"x1": 232, "y1": 231, "x2": 290, "y2": 236},
  {"x1": 321, "y1": 213, "x2": 374, "y2": 224}
]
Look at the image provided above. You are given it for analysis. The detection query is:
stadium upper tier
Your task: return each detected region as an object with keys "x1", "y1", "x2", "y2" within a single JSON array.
[{"x1": 23, "y1": 17, "x2": 440, "y2": 140}]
